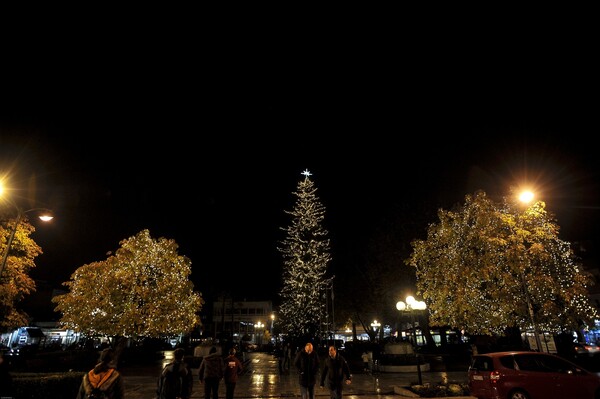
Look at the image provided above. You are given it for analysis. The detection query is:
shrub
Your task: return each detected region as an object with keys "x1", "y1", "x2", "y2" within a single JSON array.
[
  {"x1": 13, "y1": 371, "x2": 85, "y2": 399},
  {"x1": 409, "y1": 382, "x2": 470, "y2": 397}
]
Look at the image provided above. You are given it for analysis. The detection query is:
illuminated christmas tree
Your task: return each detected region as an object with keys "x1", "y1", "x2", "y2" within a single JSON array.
[
  {"x1": 408, "y1": 190, "x2": 597, "y2": 337},
  {"x1": 278, "y1": 170, "x2": 332, "y2": 343},
  {"x1": 53, "y1": 229, "x2": 204, "y2": 339}
]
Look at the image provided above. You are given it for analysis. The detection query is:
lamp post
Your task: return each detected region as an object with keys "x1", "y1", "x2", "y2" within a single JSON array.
[
  {"x1": 256, "y1": 321, "x2": 264, "y2": 347},
  {"x1": 370, "y1": 320, "x2": 381, "y2": 341},
  {"x1": 518, "y1": 190, "x2": 544, "y2": 352},
  {"x1": 0, "y1": 207, "x2": 54, "y2": 279},
  {"x1": 397, "y1": 296, "x2": 427, "y2": 385},
  {"x1": 270, "y1": 314, "x2": 275, "y2": 345}
]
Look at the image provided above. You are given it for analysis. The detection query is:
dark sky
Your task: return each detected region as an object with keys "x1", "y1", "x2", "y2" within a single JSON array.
[{"x1": 1, "y1": 20, "x2": 599, "y2": 303}]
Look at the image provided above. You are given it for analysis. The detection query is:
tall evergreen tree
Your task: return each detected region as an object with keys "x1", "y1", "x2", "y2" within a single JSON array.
[{"x1": 278, "y1": 170, "x2": 332, "y2": 343}]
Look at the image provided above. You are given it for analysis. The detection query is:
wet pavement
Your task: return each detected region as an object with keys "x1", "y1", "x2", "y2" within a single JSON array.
[{"x1": 121, "y1": 351, "x2": 476, "y2": 398}]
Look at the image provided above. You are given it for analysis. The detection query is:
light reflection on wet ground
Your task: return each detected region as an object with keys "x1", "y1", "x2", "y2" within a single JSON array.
[{"x1": 122, "y1": 351, "x2": 474, "y2": 398}]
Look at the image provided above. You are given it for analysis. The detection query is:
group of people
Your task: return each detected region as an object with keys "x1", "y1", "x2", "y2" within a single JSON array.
[
  {"x1": 72, "y1": 342, "x2": 349, "y2": 399},
  {"x1": 197, "y1": 346, "x2": 244, "y2": 399},
  {"x1": 28, "y1": 339, "x2": 351, "y2": 399},
  {"x1": 294, "y1": 342, "x2": 352, "y2": 399},
  {"x1": 276, "y1": 342, "x2": 293, "y2": 373},
  {"x1": 74, "y1": 345, "x2": 244, "y2": 399}
]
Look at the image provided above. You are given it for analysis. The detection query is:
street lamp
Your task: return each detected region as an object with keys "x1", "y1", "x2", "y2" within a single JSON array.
[
  {"x1": 1, "y1": 206, "x2": 54, "y2": 279},
  {"x1": 370, "y1": 320, "x2": 381, "y2": 341},
  {"x1": 518, "y1": 190, "x2": 544, "y2": 352},
  {"x1": 256, "y1": 321, "x2": 264, "y2": 347},
  {"x1": 397, "y1": 296, "x2": 427, "y2": 385}
]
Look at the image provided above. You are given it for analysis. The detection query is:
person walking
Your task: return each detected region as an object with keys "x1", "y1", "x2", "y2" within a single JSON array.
[
  {"x1": 283, "y1": 343, "x2": 292, "y2": 373},
  {"x1": 320, "y1": 345, "x2": 352, "y2": 399},
  {"x1": 361, "y1": 351, "x2": 370, "y2": 372},
  {"x1": 157, "y1": 347, "x2": 193, "y2": 399},
  {"x1": 76, "y1": 347, "x2": 125, "y2": 399},
  {"x1": 275, "y1": 343, "x2": 284, "y2": 374},
  {"x1": 224, "y1": 347, "x2": 243, "y2": 399},
  {"x1": 293, "y1": 342, "x2": 319, "y2": 399},
  {"x1": 198, "y1": 345, "x2": 224, "y2": 399}
]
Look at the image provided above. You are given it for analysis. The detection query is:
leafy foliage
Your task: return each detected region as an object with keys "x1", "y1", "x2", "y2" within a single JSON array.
[
  {"x1": 53, "y1": 229, "x2": 203, "y2": 338},
  {"x1": 278, "y1": 171, "x2": 332, "y2": 342},
  {"x1": 407, "y1": 190, "x2": 597, "y2": 335},
  {"x1": 408, "y1": 382, "x2": 470, "y2": 397},
  {"x1": 0, "y1": 216, "x2": 41, "y2": 332}
]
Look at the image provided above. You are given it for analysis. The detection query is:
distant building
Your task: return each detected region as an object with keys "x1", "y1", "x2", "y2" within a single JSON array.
[{"x1": 211, "y1": 298, "x2": 273, "y2": 346}]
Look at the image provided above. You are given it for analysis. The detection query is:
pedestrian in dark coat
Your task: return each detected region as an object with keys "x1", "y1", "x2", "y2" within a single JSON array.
[
  {"x1": 157, "y1": 347, "x2": 193, "y2": 399},
  {"x1": 198, "y1": 346, "x2": 224, "y2": 399},
  {"x1": 320, "y1": 345, "x2": 352, "y2": 399},
  {"x1": 224, "y1": 347, "x2": 243, "y2": 399},
  {"x1": 293, "y1": 342, "x2": 319, "y2": 399}
]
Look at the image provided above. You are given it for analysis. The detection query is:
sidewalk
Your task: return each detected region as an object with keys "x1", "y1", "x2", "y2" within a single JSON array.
[{"x1": 122, "y1": 351, "x2": 476, "y2": 398}]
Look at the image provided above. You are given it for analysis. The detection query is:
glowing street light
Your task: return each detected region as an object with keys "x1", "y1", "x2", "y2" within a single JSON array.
[
  {"x1": 519, "y1": 190, "x2": 534, "y2": 204},
  {"x1": 518, "y1": 190, "x2": 543, "y2": 352},
  {"x1": 255, "y1": 321, "x2": 265, "y2": 347},
  {"x1": 1, "y1": 180, "x2": 54, "y2": 279},
  {"x1": 1, "y1": 206, "x2": 54, "y2": 279},
  {"x1": 397, "y1": 296, "x2": 427, "y2": 385},
  {"x1": 370, "y1": 320, "x2": 381, "y2": 340}
]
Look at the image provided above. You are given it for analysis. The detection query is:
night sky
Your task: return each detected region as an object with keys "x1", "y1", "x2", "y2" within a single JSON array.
[{"x1": 1, "y1": 21, "x2": 599, "y2": 304}]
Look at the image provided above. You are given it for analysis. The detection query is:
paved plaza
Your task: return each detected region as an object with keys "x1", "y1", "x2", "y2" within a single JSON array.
[{"x1": 121, "y1": 351, "x2": 475, "y2": 398}]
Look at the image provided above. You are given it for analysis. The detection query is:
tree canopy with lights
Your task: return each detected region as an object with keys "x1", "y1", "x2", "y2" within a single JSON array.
[
  {"x1": 0, "y1": 217, "x2": 41, "y2": 332},
  {"x1": 53, "y1": 229, "x2": 203, "y2": 339},
  {"x1": 407, "y1": 190, "x2": 597, "y2": 336},
  {"x1": 278, "y1": 170, "x2": 332, "y2": 343}
]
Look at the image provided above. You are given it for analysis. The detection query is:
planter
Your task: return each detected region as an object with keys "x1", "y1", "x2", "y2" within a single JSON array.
[{"x1": 380, "y1": 362, "x2": 430, "y2": 372}]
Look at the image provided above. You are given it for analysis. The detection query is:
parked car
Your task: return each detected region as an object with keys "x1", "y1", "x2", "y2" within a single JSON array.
[
  {"x1": 573, "y1": 342, "x2": 600, "y2": 356},
  {"x1": 468, "y1": 351, "x2": 600, "y2": 399}
]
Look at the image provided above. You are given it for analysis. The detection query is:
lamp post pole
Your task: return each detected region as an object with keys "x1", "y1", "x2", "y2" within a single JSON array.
[
  {"x1": 0, "y1": 207, "x2": 54, "y2": 279},
  {"x1": 370, "y1": 320, "x2": 381, "y2": 342},
  {"x1": 397, "y1": 296, "x2": 427, "y2": 385},
  {"x1": 256, "y1": 321, "x2": 264, "y2": 347},
  {"x1": 518, "y1": 190, "x2": 544, "y2": 352},
  {"x1": 270, "y1": 314, "x2": 275, "y2": 345}
]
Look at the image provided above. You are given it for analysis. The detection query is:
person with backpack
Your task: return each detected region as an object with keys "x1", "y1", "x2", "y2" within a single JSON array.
[
  {"x1": 157, "y1": 347, "x2": 193, "y2": 399},
  {"x1": 198, "y1": 346, "x2": 224, "y2": 399},
  {"x1": 224, "y1": 347, "x2": 243, "y2": 399},
  {"x1": 76, "y1": 347, "x2": 124, "y2": 399}
]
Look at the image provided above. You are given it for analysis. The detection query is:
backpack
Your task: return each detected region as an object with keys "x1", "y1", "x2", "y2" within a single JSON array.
[
  {"x1": 158, "y1": 362, "x2": 184, "y2": 399},
  {"x1": 87, "y1": 387, "x2": 106, "y2": 399}
]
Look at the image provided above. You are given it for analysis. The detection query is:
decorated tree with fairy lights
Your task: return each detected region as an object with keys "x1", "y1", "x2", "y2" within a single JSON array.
[
  {"x1": 278, "y1": 170, "x2": 333, "y2": 343},
  {"x1": 53, "y1": 229, "x2": 203, "y2": 339},
  {"x1": 407, "y1": 190, "x2": 597, "y2": 337}
]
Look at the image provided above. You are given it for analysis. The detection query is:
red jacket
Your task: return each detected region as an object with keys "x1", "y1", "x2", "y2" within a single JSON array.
[{"x1": 224, "y1": 354, "x2": 243, "y2": 383}]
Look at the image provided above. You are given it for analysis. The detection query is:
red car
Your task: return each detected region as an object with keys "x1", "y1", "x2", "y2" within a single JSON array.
[{"x1": 468, "y1": 351, "x2": 600, "y2": 399}]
